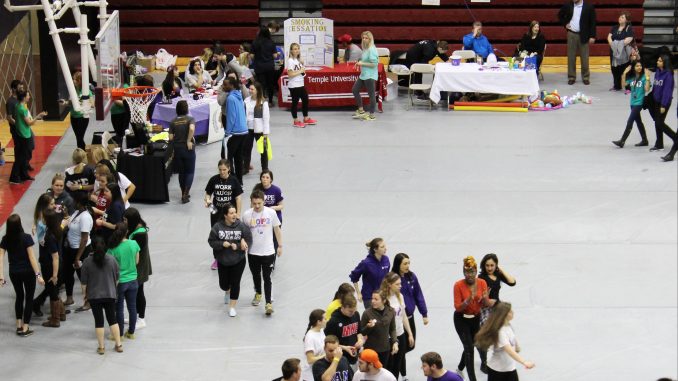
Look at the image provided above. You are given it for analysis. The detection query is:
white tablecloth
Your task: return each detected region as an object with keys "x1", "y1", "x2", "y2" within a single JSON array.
[{"x1": 429, "y1": 63, "x2": 540, "y2": 103}]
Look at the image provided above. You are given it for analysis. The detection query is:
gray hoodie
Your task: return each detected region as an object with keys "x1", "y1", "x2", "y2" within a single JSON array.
[{"x1": 208, "y1": 219, "x2": 252, "y2": 266}]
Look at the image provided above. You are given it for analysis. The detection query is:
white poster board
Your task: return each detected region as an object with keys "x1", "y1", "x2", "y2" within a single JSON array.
[
  {"x1": 284, "y1": 18, "x2": 334, "y2": 68},
  {"x1": 422, "y1": 0, "x2": 440, "y2": 5}
]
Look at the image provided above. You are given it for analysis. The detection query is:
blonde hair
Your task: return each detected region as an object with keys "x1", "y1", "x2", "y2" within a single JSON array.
[
  {"x1": 361, "y1": 31, "x2": 375, "y2": 50},
  {"x1": 289, "y1": 43, "x2": 301, "y2": 60},
  {"x1": 379, "y1": 272, "x2": 404, "y2": 307},
  {"x1": 90, "y1": 145, "x2": 110, "y2": 164},
  {"x1": 200, "y1": 48, "x2": 212, "y2": 65},
  {"x1": 51, "y1": 172, "x2": 65, "y2": 185},
  {"x1": 72, "y1": 148, "x2": 87, "y2": 164}
]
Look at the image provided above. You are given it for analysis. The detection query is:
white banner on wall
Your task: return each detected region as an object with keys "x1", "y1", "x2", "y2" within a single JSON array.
[
  {"x1": 283, "y1": 18, "x2": 334, "y2": 68},
  {"x1": 422, "y1": 0, "x2": 440, "y2": 5}
]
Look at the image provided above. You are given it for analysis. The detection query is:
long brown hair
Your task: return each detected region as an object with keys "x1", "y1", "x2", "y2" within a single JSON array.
[
  {"x1": 379, "y1": 272, "x2": 403, "y2": 307},
  {"x1": 251, "y1": 81, "x2": 264, "y2": 108},
  {"x1": 474, "y1": 302, "x2": 512, "y2": 350},
  {"x1": 528, "y1": 20, "x2": 541, "y2": 38}
]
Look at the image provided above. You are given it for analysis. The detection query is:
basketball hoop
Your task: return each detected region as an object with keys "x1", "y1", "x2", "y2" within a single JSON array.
[{"x1": 114, "y1": 86, "x2": 160, "y2": 125}]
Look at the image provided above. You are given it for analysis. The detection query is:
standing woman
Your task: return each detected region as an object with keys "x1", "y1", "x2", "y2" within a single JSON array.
[
  {"x1": 124, "y1": 208, "x2": 152, "y2": 328},
  {"x1": 324, "y1": 283, "x2": 355, "y2": 321},
  {"x1": 81, "y1": 236, "x2": 123, "y2": 354},
  {"x1": 453, "y1": 256, "x2": 490, "y2": 381},
  {"x1": 108, "y1": 222, "x2": 140, "y2": 339},
  {"x1": 69, "y1": 71, "x2": 91, "y2": 150},
  {"x1": 287, "y1": 43, "x2": 318, "y2": 128},
  {"x1": 252, "y1": 26, "x2": 278, "y2": 104},
  {"x1": 351, "y1": 31, "x2": 379, "y2": 121},
  {"x1": 32, "y1": 193, "x2": 55, "y2": 247},
  {"x1": 205, "y1": 159, "x2": 244, "y2": 270},
  {"x1": 37, "y1": 210, "x2": 65, "y2": 328},
  {"x1": 648, "y1": 54, "x2": 677, "y2": 161},
  {"x1": 301, "y1": 309, "x2": 327, "y2": 381},
  {"x1": 607, "y1": 12, "x2": 634, "y2": 92},
  {"x1": 519, "y1": 21, "x2": 546, "y2": 80},
  {"x1": 47, "y1": 173, "x2": 74, "y2": 221},
  {"x1": 392, "y1": 253, "x2": 429, "y2": 379},
  {"x1": 168, "y1": 100, "x2": 196, "y2": 203},
  {"x1": 0, "y1": 214, "x2": 45, "y2": 337},
  {"x1": 349, "y1": 237, "x2": 390, "y2": 309},
  {"x1": 207, "y1": 203, "x2": 251, "y2": 317},
  {"x1": 95, "y1": 183, "x2": 126, "y2": 245},
  {"x1": 64, "y1": 148, "x2": 96, "y2": 199},
  {"x1": 612, "y1": 60, "x2": 651, "y2": 148},
  {"x1": 63, "y1": 192, "x2": 93, "y2": 308},
  {"x1": 244, "y1": 82, "x2": 271, "y2": 171},
  {"x1": 380, "y1": 272, "x2": 415, "y2": 380},
  {"x1": 475, "y1": 302, "x2": 535, "y2": 380}
]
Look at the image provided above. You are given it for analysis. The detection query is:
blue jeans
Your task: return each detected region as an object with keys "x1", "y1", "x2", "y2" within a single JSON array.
[
  {"x1": 116, "y1": 280, "x2": 139, "y2": 334},
  {"x1": 173, "y1": 144, "x2": 196, "y2": 193}
]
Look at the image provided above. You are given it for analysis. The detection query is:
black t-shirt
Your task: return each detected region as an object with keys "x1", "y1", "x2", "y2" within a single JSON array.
[
  {"x1": 610, "y1": 24, "x2": 634, "y2": 42},
  {"x1": 169, "y1": 115, "x2": 196, "y2": 145},
  {"x1": 39, "y1": 233, "x2": 60, "y2": 265},
  {"x1": 312, "y1": 357, "x2": 353, "y2": 381},
  {"x1": 252, "y1": 37, "x2": 276, "y2": 72},
  {"x1": 0, "y1": 233, "x2": 34, "y2": 273},
  {"x1": 478, "y1": 271, "x2": 515, "y2": 301},
  {"x1": 205, "y1": 175, "x2": 243, "y2": 209},
  {"x1": 324, "y1": 309, "x2": 361, "y2": 364},
  {"x1": 6, "y1": 96, "x2": 18, "y2": 135},
  {"x1": 407, "y1": 40, "x2": 448, "y2": 64},
  {"x1": 65, "y1": 165, "x2": 96, "y2": 199}
]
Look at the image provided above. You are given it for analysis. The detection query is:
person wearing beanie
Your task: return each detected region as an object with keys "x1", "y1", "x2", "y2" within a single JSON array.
[
  {"x1": 452, "y1": 256, "x2": 491, "y2": 381},
  {"x1": 338, "y1": 34, "x2": 362, "y2": 63},
  {"x1": 352, "y1": 349, "x2": 396, "y2": 381},
  {"x1": 420, "y1": 352, "x2": 463, "y2": 381}
]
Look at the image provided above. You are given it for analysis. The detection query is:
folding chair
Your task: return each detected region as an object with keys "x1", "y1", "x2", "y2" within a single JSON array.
[
  {"x1": 452, "y1": 50, "x2": 477, "y2": 62},
  {"x1": 408, "y1": 63, "x2": 435, "y2": 110}
]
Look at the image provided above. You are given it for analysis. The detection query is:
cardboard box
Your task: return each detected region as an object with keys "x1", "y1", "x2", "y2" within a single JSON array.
[
  {"x1": 137, "y1": 56, "x2": 156, "y2": 72},
  {"x1": 86, "y1": 144, "x2": 118, "y2": 165}
]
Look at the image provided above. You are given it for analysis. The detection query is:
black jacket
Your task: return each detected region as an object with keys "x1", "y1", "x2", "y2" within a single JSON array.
[
  {"x1": 558, "y1": 1, "x2": 597, "y2": 43},
  {"x1": 406, "y1": 40, "x2": 448, "y2": 65}
]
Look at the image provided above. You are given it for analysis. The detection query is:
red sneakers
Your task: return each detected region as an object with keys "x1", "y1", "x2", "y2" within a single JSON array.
[
  {"x1": 293, "y1": 120, "x2": 306, "y2": 128},
  {"x1": 303, "y1": 118, "x2": 317, "y2": 125}
]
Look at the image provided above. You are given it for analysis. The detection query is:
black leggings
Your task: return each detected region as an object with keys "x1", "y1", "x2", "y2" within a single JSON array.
[
  {"x1": 71, "y1": 117, "x2": 89, "y2": 150},
  {"x1": 217, "y1": 258, "x2": 247, "y2": 300},
  {"x1": 247, "y1": 254, "x2": 275, "y2": 304},
  {"x1": 90, "y1": 298, "x2": 117, "y2": 328},
  {"x1": 137, "y1": 282, "x2": 147, "y2": 319},
  {"x1": 110, "y1": 112, "x2": 130, "y2": 146},
  {"x1": 610, "y1": 62, "x2": 629, "y2": 91},
  {"x1": 227, "y1": 133, "x2": 247, "y2": 185},
  {"x1": 257, "y1": 69, "x2": 277, "y2": 104},
  {"x1": 400, "y1": 315, "x2": 417, "y2": 376},
  {"x1": 34, "y1": 263, "x2": 60, "y2": 306},
  {"x1": 289, "y1": 86, "x2": 309, "y2": 119},
  {"x1": 9, "y1": 136, "x2": 30, "y2": 182},
  {"x1": 387, "y1": 332, "x2": 408, "y2": 378},
  {"x1": 454, "y1": 312, "x2": 480, "y2": 381},
  {"x1": 620, "y1": 105, "x2": 647, "y2": 142},
  {"x1": 488, "y1": 367, "x2": 519, "y2": 381},
  {"x1": 253, "y1": 133, "x2": 269, "y2": 171},
  {"x1": 10, "y1": 271, "x2": 36, "y2": 324},
  {"x1": 649, "y1": 101, "x2": 676, "y2": 149},
  {"x1": 242, "y1": 130, "x2": 255, "y2": 171},
  {"x1": 61, "y1": 245, "x2": 90, "y2": 296}
]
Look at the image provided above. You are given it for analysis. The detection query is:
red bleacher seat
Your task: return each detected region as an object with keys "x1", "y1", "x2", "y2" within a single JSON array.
[
  {"x1": 119, "y1": 10, "x2": 259, "y2": 25},
  {"x1": 111, "y1": 0, "x2": 257, "y2": 7},
  {"x1": 323, "y1": 0, "x2": 643, "y2": 6},
  {"x1": 121, "y1": 27, "x2": 258, "y2": 42},
  {"x1": 121, "y1": 44, "x2": 240, "y2": 57}
]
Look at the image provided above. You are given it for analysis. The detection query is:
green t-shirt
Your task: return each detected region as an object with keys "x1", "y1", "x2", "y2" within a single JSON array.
[
  {"x1": 359, "y1": 46, "x2": 379, "y2": 81},
  {"x1": 70, "y1": 89, "x2": 91, "y2": 119},
  {"x1": 110, "y1": 84, "x2": 129, "y2": 115},
  {"x1": 108, "y1": 239, "x2": 140, "y2": 283},
  {"x1": 627, "y1": 76, "x2": 647, "y2": 107},
  {"x1": 15, "y1": 103, "x2": 31, "y2": 139}
]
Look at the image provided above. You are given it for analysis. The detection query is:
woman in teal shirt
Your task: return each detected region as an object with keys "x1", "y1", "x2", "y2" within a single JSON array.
[
  {"x1": 612, "y1": 60, "x2": 651, "y2": 148},
  {"x1": 70, "y1": 71, "x2": 91, "y2": 150},
  {"x1": 351, "y1": 31, "x2": 379, "y2": 121},
  {"x1": 108, "y1": 222, "x2": 140, "y2": 339}
]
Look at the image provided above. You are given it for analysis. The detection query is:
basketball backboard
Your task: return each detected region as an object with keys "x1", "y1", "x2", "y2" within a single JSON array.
[{"x1": 94, "y1": 10, "x2": 121, "y2": 120}]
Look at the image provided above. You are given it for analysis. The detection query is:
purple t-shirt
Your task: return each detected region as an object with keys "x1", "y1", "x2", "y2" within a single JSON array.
[
  {"x1": 262, "y1": 184, "x2": 284, "y2": 223},
  {"x1": 429, "y1": 370, "x2": 464, "y2": 381}
]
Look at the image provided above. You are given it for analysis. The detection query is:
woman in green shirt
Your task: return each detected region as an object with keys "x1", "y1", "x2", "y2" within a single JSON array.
[
  {"x1": 70, "y1": 71, "x2": 91, "y2": 150},
  {"x1": 107, "y1": 222, "x2": 140, "y2": 339},
  {"x1": 9, "y1": 90, "x2": 46, "y2": 184},
  {"x1": 351, "y1": 31, "x2": 379, "y2": 122},
  {"x1": 612, "y1": 60, "x2": 651, "y2": 148}
]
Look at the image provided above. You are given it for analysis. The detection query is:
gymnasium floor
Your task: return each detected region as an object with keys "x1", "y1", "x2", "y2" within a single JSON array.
[{"x1": 0, "y1": 71, "x2": 676, "y2": 381}]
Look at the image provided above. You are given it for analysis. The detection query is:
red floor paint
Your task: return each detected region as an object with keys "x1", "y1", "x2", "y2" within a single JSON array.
[{"x1": 0, "y1": 136, "x2": 63, "y2": 226}]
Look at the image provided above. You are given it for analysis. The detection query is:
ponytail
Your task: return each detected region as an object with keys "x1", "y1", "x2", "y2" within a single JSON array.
[
  {"x1": 303, "y1": 309, "x2": 325, "y2": 341},
  {"x1": 92, "y1": 236, "x2": 107, "y2": 268}
]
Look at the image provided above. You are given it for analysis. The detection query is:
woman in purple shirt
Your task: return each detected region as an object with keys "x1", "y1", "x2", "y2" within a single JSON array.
[
  {"x1": 350, "y1": 238, "x2": 390, "y2": 309},
  {"x1": 648, "y1": 54, "x2": 676, "y2": 162}
]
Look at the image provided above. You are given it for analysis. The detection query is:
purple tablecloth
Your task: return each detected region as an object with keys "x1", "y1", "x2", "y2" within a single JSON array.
[{"x1": 151, "y1": 96, "x2": 219, "y2": 136}]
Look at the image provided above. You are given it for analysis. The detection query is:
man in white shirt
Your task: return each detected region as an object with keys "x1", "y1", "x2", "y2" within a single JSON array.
[
  {"x1": 351, "y1": 349, "x2": 396, "y2": 381},
  {"x1": 242, "y1": 190, "x2": 282, "y2": 316},
  {"x1": 558, "y1": 0, "x2": 597, "y2": 85}
]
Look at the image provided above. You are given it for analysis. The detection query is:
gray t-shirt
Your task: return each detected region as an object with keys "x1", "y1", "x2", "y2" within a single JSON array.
[
  {"x1": 81, "y1": 254, "x2": 119, "y2": 300},
  {"x1": 169, "y1": 115, "x2": 196, "y2": 145}
]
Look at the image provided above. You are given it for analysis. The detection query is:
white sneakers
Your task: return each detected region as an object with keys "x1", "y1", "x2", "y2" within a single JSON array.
[
  {"x1": 229, "y1": 308, "x2": 237, "y2": 317},
  {"x1": 135, "y1": 318, "x2": 146, "y2": 330}
]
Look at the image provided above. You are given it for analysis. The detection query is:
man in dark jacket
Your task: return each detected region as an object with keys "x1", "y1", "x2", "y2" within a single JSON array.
[
  {"x1": 558, "y1": 0, "x2": 597, "y2": 85},
  {"x1": 406, "y1": 40, "x2": 449, "y2": 97}
]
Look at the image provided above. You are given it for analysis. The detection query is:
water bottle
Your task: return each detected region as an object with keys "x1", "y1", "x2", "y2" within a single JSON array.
[{"x1": 209, "y1": 203, "x2": 218, "y2": 214}]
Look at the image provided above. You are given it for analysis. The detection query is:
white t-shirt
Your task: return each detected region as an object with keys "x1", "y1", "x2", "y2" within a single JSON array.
[
  {"x1": 242, "y1": 206, "x2": 281, "y2": 256},
  {"x1": 67, "y1": 210, "x2": 93, "y2": 249},
  {"x1": 388, "y1": 294, "x2": 405, "y2": 336},
  {"x1": 93, "y1": 172, "x2": 133, "y2": 209},
  {"x1": 352, "y1": 368, "x2": 397, "y2": 381},
  {"x1": 302, "y1": 329, "x2": 326, "y2": 381},
  {"x1": 287, "y1": 58, "x2": 305, "y2": 89},
  {"x1": 488, "y1": 325, "x2": 517, "y2": 372}
]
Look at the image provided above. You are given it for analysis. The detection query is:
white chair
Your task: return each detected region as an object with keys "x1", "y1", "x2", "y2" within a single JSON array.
[
  {"x1": 408, "y1": 63, "x2": 435, "y2": 110},
  {"x1": 452, "y1": 50, "x2": 476, "y2": 62}
]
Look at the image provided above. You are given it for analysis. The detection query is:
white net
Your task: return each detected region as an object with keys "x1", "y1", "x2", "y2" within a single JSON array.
[{"x1": 123, "y1": 86, "x2": 159, "y2": 125}]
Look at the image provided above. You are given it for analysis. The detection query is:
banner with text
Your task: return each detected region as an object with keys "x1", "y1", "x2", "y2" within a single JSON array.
[{"x1": 283, "y1": 18, "x2": 334, "y2": 68}]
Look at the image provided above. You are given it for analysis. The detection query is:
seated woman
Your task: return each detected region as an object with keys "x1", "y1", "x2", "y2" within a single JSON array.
[
  {"x1": 162, "y1": 65, "x2": 183, "y2": 100},
  {"x1": 238, "y1": 43, "x2": 253, "y2": 69},
  {"x1": 518, "y1": 21, "x2": 546, "y2": 79},
  {"x1": 185, "y1": 58, "x2": 212, "y2": 92}
]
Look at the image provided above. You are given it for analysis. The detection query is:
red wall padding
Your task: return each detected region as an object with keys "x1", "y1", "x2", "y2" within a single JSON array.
[
  {"x1": 121, "y1": 27, "x2": 259, "y2": 42},
  {"x1": 110, "y1": 0, "x2": 257, "y2": 7},
  {"x1": 121, "y1": 44, "x2": 241, "y2": 57},
  {"x1": 323, "y1": 0, "x2": 643, "y2": 6},
  {"x1": 119, "y1": 10, "x2": 259, "y2": 25}
]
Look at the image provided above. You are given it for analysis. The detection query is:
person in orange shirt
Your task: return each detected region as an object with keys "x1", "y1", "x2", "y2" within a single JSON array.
[{"x1": 453, "y1": 256, "x2": 490, "y2": 381}]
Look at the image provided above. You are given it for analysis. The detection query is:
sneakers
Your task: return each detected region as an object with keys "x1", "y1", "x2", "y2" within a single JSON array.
[
  {"x1": 97, "y1": 347, "x2": 105, "y2": 355},
  {"x1": 265, "y1": 303, "x2": 274, "y2": 316},
  {"x1": 650, "y1": 146, "x2": 664, "y2": 152},
  {"x1": 612, "y1": 140, "x2": 625, "y2": 148},
  {"x1": 210, "y1": 260, "x2": 218, "y2": 270},
  {"x1": 293, "y1": 120, "x2": 306, "y2": 128},
  {"x1": 135, "y1": 318, "x2": 146, "y2": 330},
  {"x1": 18, "y1": 329, "x2": 34, "y2": 337},
  {"x1": 124, "y1": 331, "x2": 135, "y2": 340},
  {"x1": 351, "y1": 110, "x2": 366, "y2": 119},
  {"x1": 303, "y1": 117, "x2": 317, "y2": 125},
  {"x1": 634, "y1": 140, "x2": 649, "y2": 147},
  {"x1": 229, "y1": 307, "x2": 237, "y2": 317},
  {"x1": 361, "y1": 113, "x2": 376, "y2": 121},
  {"x1": 251, "y1": 293, "x2": 262, "y2": 306}
]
